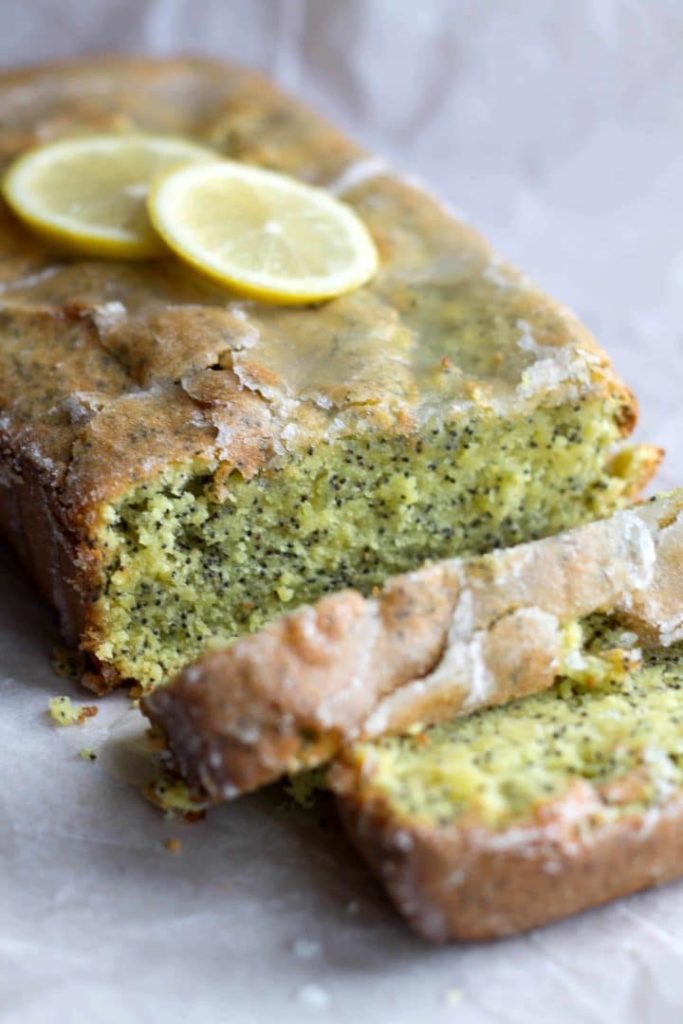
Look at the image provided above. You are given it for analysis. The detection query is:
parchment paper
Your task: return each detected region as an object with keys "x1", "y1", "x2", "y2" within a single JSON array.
[{"x1": 2, "y1": 2, "x2": 683, "y2": 1021}]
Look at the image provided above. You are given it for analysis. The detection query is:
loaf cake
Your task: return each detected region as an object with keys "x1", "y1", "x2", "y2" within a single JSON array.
[
  {"x1": 142, "y1": 491, "x2": 683, "y2": 799},
  {"x1": 332, "y1": 608, "x2": 683, "y2": 941},
  {"x1": 0, "y1": 57, "x2": 658, "y2": 692}
]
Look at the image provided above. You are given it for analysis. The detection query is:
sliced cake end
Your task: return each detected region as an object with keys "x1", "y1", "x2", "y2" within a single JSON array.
[{"x1": 331, "y1": 619, "x2": 683, "y2": 941}]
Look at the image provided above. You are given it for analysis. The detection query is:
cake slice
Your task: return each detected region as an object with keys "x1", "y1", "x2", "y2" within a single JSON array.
[
  {"x1": 332, "y1": 611, "x2": 683, "y2": 941},
  {"x1": 0, "y1": 57, "x2": 657, "y2": 693},
  {"x1": 142, "y1": 491, "x2": 683, "y2": 799}
]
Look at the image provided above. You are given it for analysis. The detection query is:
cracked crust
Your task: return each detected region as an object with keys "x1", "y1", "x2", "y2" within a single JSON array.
[
  {"x1": 142, "y1": 491, "x2": 683, "y2": 800},
  {"x1": 0, "y1": 56, "x2": 658, "y2": 689}
]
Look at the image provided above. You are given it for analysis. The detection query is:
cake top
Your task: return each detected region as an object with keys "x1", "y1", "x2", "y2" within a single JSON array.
[{"x1": 0, "y1": 58, "x2": 630, "y2": 521}]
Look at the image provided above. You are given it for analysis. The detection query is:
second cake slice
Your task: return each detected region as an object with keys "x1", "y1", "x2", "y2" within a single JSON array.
[{"x1": 143, "y1": 490, "x2": 683, "y2": 800}]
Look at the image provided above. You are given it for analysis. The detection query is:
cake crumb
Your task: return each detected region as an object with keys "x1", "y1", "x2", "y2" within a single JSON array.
[
  {"x1": 283, "y1": 767, "x2": 327, "y2": 810},
  {"x1": 296, "y1": 983, "x2": 329, "y2": 1010},
  {"x1": 48, "y1": 696, "x2": 98, "y2": 726},
  {"x1": 145, "y1": 773, "x2": 209, "y2": 819},
  {"x1": 164, "y1": 837, "x2": 182, "y2": 854},
  {"x1": 79, "y1": 748, "x2": 97, "y2": 762}
]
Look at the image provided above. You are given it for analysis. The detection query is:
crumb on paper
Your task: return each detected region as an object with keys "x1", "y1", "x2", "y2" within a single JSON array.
[
  {"x1": 145, "y1": 772, "x2": 209, "y2": 820},
  {"x1": 51, "y1": 647, "x2": 84, "y2": 681},
  {"x1": 283, "y1": 767, "x2": 328, "y2": 810},
  {"x1": 79, "y1": 748, "x2": 97, "y2": 762},
  {"x1": 296, "y1": 983, "x2": 329, "y2": 1010},
  {"x1": 444, "y1": 987, "x2": 463, "y2": 1008},
  {"x1": 164, "y1": 837, "x2": 182, "y2": 854},
  {"x1": 48, "y1": 695, "x2": 98, "y2": 727}
]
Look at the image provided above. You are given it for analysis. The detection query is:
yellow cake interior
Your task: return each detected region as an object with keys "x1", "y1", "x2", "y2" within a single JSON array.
[
  {"x1": 343, "y1": 616, "x2": 683, "y2": 830},
  {"x1": 93, "y1": 398, "x2": 646, "y2": 689}
]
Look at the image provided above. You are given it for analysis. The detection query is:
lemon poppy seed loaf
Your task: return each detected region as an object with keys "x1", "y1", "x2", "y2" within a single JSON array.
[{"x1": 0, "y1": 57, "x2": 659, "y2": 692}]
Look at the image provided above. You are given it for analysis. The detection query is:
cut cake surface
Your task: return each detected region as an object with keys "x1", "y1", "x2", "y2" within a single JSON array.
[{"x1": 142, "y1": 491, "x2": 683, "y2": 799}]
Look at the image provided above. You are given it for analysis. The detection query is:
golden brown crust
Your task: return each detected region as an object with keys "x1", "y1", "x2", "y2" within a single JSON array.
[
  {"x1": 334, "y1": 783, "x2": 683, "y2": 941},
  {"x1": 0, "y1": 56, "x2": 652, "y2": 688},
  {"x1": 142, "y1": 492, "x2": 683, "y2": 799}
]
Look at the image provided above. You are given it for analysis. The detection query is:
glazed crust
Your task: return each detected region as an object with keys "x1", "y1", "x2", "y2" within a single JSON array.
[
  {"x1": 0, "y1": 56, "x2": 657, "y2": 690},
  {"x1": 333, "y1": 782, "x2": 683, "y2": 941},
  {"x1": 142, "y1": 491, "x2": 683, "y2": 799}
]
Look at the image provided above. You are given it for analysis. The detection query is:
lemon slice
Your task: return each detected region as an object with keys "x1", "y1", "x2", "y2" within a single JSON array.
[
  {"x1": 2, "y1": 134, "x2": 216, "y2": 258},
  {"x1": 148, "y1": 160, "x2": 379, "y2": 303}
]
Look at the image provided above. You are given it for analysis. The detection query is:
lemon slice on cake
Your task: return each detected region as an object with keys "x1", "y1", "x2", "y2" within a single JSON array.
[
  {"x1": 148, "y1": 160, "x2": 379, "y2": 303},
  {"x1": 2, "y1": 134, "x2": 216, "y2": 257}
]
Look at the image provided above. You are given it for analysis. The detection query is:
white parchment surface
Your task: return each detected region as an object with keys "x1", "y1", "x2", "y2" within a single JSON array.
[{"x1": 2, "y1": 2, "x2": 683, "y2": 1022}]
